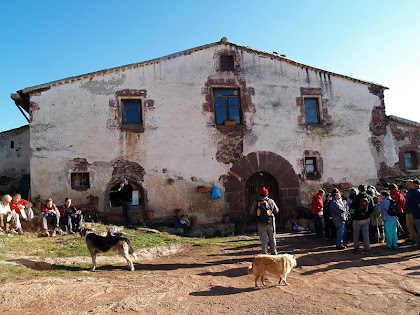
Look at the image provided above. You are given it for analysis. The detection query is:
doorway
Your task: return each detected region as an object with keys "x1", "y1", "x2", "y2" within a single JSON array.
[{"x1": 245, "y1": 172, "x2": 280, "y2": 223}]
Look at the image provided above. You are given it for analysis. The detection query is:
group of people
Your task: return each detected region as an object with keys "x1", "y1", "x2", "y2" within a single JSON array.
[
  {"x1": 0, "y1": 194, "x2": 83, "y2": 237},
  {"x1": 0, "y1": 194, "x2": 34, "y2": 235},
  {"x1": 311, "y1": 179, "x2": 420, "y2": 252}
]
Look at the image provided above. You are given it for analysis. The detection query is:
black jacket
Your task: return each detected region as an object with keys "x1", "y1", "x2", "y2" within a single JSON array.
[
  {"x1": 120, "y1": 184, "x2": 133, "y2": 202},
  {"x1": 351, "y1": 192, "x2": 374, "y2": 220}
]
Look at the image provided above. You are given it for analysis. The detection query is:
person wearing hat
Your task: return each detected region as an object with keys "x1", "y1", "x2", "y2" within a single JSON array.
[{"x1": 250, "y1": 187, "x2": 279, "y2": 255}]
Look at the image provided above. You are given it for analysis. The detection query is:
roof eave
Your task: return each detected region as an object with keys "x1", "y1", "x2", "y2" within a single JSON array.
[{"x1": 15, "y1": 39, "x2": 388, "y2": 95}]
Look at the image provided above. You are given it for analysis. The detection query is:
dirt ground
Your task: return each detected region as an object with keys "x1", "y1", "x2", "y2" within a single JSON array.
[{"x1": 0, "y1": 231, "x2": 419, "y2": 315}]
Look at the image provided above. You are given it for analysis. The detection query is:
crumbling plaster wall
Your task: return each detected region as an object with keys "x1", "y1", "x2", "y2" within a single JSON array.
[
  {"x1": 378, "y1": 119, "x2": 420, "y2": 179},
  {"x1": 239, "y1": 52, "x2": 383, "y2": 205},
  {"x1": 0, "y1": 125, "x2": 30, "y2": 192},
  {"x1": 29, "y1": 48, "x2": 229, "y2": 221},
  {"x1": 28, "y1": 43, "x2": 387, "y2": 218}
]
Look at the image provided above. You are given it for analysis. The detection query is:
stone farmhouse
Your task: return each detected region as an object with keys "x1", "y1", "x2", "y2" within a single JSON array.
[{"x1": 8, "y1": 37, "x2": 420, "y2": 226}]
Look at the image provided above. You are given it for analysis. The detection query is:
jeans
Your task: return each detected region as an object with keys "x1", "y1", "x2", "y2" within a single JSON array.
[
  {"x1": 353, "y1": 219, "x2": 371, "y2": 250},
  {"x1": 42, "y1": 214, "x2": 58, "y2": 231},
  {"x1": 335, "y1": 222, "x2": 346, "y2": 248},
  {"x1": 63, "y1": 214, "x2": 83, "y2": 231},
  {"x1": 122, "y1": 201, "x2": 133, "y2": 226},
  {"x1": 257, "y1": 222, "x2": 277, "y2": 255},
  {"x1": 313, "y1": 214, "x2": 323, "y2": 236},
  {"x1": 383, "y1": 220, "x2": 398, "y2": 248}
]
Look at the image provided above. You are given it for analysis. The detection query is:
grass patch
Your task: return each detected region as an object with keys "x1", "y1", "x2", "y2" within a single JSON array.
[{"x1": 0, "y1": 223, "x2": 260, "y2": 283}]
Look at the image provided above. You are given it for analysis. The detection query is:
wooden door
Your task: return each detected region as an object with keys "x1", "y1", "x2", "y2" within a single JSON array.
[{"x1": 245, "y1": 172, "x2": 280, "y2": 223}]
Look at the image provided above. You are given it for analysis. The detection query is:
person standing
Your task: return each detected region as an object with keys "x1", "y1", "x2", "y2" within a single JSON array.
[
  {"x1": 377, "y1": 190, "x2": 398, "y2": 250},
  {"x1": 404, "y1": 180, "x2": 417, "y2": 244},
  {"x1": 351, "y1": 185, "x2": 374, "y2": 253},
  {"x1": 118, "y1": 177, "x2": 134, "y2": 228},
  {"x1": 250, "y1": 187, "x2": 279, "y2": 255},
  {"x1": 410, "y1": 179, "x2": 420, "y2": 249},
  {"x1": 330, "y1": 191, "x2": 349, "y2": 250},
  {"x1": 311, "y1": 189, "x2": 325, "y2": 237},
  {"x1": 388, "y1": 183, "x2": 407, "y2": 239}
]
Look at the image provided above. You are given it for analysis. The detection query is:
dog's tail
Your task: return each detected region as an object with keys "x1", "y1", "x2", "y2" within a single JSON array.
[{"x1": 248, "y1": 264, "x2": 253, "y2": 275}]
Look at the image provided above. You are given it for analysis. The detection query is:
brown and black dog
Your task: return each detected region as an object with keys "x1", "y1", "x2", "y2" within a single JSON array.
[{"x1": 80, "y1": 227, "x2": 137, "y2": 271}]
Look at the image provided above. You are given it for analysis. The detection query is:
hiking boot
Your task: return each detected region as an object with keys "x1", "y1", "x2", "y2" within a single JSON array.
[
  {"x1": 68, "y1": 230, "x2": 74, "y2": 235},
  {"x1": 17, "y1": 228, "x2": 23, "y2": 235},
  {"x1": 50, "y1": 230, "x2": 56, "y2": 237}
]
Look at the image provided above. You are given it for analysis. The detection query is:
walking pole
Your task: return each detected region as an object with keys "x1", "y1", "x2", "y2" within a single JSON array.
[{"x1": 376, "y1": 213, "x2": 380, "y2": 243}]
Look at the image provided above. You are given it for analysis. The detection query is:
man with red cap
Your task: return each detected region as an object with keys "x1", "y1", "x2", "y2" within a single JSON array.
[{"x1": 250, "y1": 187, "x2": 279, "y2": 255}]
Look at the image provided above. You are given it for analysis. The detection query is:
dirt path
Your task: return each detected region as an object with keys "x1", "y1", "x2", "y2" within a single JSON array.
[{"x1": 0, "y1": 232, "x2": 419, "y2": 314}]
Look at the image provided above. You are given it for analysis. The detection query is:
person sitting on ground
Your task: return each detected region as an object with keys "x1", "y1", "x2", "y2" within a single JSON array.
[
  {"x1": 1, "y1": 194, "x2": 23, "y2": 235},
  {"x1": 0, "y1": 194, "x2": 13, "y2": 233},
  {"x1": 59, "y1": 197, "x2": 83, "y2": 234},
  {"x1": 376, "y1": 190, "x2": 398, "y2": 250},
  {"x1": 9, "y1": 194, "x2": 35, "y2": 229},
  {"x1": 41, "y1": 198, "x2": 60, "y2": 237}
]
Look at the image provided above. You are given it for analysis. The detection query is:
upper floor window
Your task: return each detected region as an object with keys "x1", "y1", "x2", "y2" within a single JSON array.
[
  {"x1": 304, "y1": 98, "x2": 320, "y2": 124},
  {"x1": 404, "y1": 151, "x2": 418, "y2": 170},
  {"x1": 220, "y1": 55, "x2": 234, "y2": 71},
  {"x1": 214, "y1": 89, "x2": 241, "y2": 125},
  {"x1": 71, "y1": 173, "x2": 90, "y2": 191},
  {"x1": 122, "y1": 100, "x2": 142, "y2": 125}
]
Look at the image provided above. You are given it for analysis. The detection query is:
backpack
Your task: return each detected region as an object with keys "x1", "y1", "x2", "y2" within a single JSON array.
[
  {"x1": 359, "y1": 196, "x2": 369, "y2": 213},
  {"x1": 256, "y1": 199, "x2": 272, "y2": 224},
  {"x1": 387, "y1": 199, "x2": 399, "y2": 216}
]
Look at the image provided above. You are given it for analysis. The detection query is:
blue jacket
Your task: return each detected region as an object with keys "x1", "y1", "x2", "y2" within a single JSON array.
[{"x1": 376, "y1": 197, "x2": 397, "y2": 221}]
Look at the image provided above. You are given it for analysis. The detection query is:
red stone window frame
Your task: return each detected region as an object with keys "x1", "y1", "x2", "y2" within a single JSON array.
[
  {"x1": 119, "y1": 97, "x2": 145, "y2": 133},
  {"x1": 215, "y1": 49, "x2": 241, "y2": 74},
  {"x1": 301, "y1": 150, "x2": 323, "y2": 180},
  {"x1": 399, "y1": 146, "x2": 419, "y2": 172},
  {"x1": 296, "y1": 87, "x2": 332, "y2": 126}
]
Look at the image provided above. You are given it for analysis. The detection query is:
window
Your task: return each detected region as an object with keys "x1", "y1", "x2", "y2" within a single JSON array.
[
  {"x1": 122, "y1": 100, "x2": 142, "y2": 125},
  {"x1": 71, "y1": 173, "x2": 90, "y2": 190},
  {"x1": 214, "y1": 89, "x2": 241, "y2": 125},
  {"x1": 305, "y1": 157, "x2": 317, "y2": 175},
  {"x1": 10, "y1": 141, "x2": 14, "y2": 149},
  {"x1": 220, "y1": 55, "x2": 234, "y2": 71},
  {"x1": 304, "y1": 98, "x2": 320, "y2": 124},
  {"x1": 404, "y1": 152, "x2": 417, "y2": 170}
]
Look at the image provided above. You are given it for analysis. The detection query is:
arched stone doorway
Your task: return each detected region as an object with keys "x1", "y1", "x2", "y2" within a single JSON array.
[
  {"x1": 103, "y1": 177, "x2": 147, "y2": 224},
  {"x1": 223, "y1": 151, "x2": 299, "y2": 226}
]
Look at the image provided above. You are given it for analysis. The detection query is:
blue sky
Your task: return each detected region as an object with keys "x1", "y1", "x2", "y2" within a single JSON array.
[{"x1": 1, "y1": 0, "x2": 419, "y2": 132}]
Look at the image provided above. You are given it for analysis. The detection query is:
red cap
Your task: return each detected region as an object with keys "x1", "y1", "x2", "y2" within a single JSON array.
[{"x1": 260, "y1": 187, "x2": 269, "y2": 195}]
